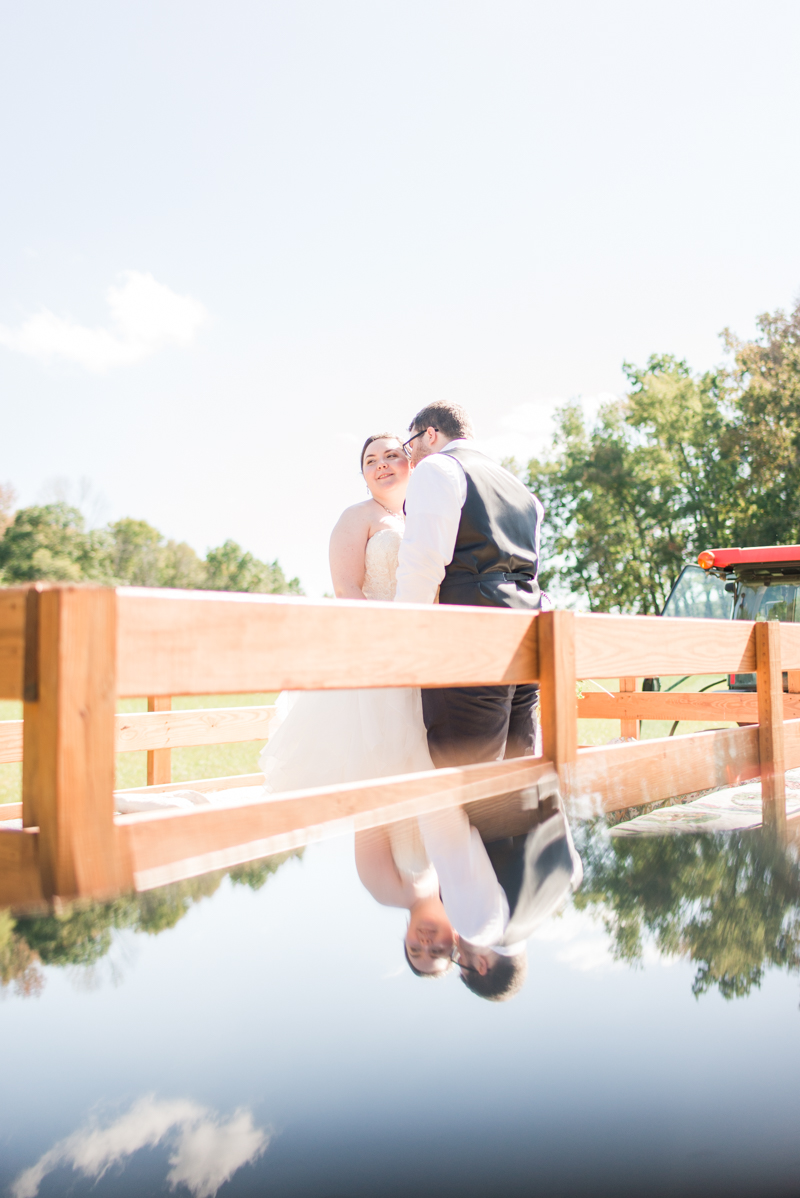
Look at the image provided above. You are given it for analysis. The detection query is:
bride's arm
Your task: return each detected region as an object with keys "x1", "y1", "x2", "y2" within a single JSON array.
[
  {"x1": 355, "y1": 828, "x2": 416, "y2": 908},
  {"x1": 329, "y1": 505, "x2": 370, "y2": 599}
]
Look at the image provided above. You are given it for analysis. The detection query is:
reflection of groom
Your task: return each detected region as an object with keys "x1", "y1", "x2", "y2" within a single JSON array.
[
  {"x1": 395, "y1": 402, "x2": 581, "y2": 1001},
  {"x1": 395, "y1": 401, "x2": 543, "y2": 765}
]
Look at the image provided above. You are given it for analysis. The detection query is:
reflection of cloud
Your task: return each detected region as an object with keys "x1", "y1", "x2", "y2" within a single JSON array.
[
  {"x1": 531, "y1": 904, "x2": 677, "y2": 972},
  {"x1": 10, "y1": 1096, "x2": 269, "y2": 1198},
  {"x1": 531, "y1": 905, "x2": 620, "y2": 972},
  {"x1": 0, "y1": 271, "x2": 207, "y2": 372}
]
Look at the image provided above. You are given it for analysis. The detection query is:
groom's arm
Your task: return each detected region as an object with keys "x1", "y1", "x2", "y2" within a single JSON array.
[
  {"x1": 394, "y1": 454, "x2": 466, "y2": 605},
  {"x1": 417, "y1": 806, "x2": 509, "y2": 947}
]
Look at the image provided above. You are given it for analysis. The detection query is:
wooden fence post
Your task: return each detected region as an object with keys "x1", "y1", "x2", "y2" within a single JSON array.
[
  {"x1": 22, "y1": 585, "x2": 129, "y2": 898},
  {"x1": 756, "y1": 620, "x2": 786, "y2": 836},
  {"x1": 619, "y1": 677, "x2": 639, "y2": 739},
  {"x1": 538, "y1": 611, "x2": 577, "y2": 783},
  {"x1": 147, "y1": 696, "x2": 172, "y2": 785}
]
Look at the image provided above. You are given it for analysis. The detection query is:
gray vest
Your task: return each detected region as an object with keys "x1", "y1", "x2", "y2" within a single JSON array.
[
  {"x1": 438, "y1": 444, "x2": 542, "y2": 610},
  {"x1": 486, "y1": 807, "x2": 583, "y2": 947}
]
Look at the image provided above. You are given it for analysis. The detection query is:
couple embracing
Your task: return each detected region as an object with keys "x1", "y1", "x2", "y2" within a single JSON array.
[{"x1": 260, "y1": 401, "x2": 582, "y2": 1000}]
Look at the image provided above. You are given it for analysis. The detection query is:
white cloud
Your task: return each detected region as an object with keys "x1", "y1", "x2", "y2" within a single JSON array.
[
  {"x1": 10, "y1": 1095, "x2": 269, "y2": 1198},
  {"x1": 0, "y1": 271, "x2": 207, "y2": 372},
  {"x1": 481, "y1": 393, "x2": 619, "y2": 469}
]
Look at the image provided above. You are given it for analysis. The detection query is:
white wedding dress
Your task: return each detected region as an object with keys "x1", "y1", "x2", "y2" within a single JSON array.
[
  {"x1": 113, "y1": 526, "x2": 434, "y2": 817},
  {"x1": 258, "y1": 527, "x2": 435, "y2": 794}
]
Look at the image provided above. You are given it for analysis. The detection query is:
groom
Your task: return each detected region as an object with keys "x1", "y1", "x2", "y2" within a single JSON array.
[{"x1": 394, "y1": 401, "x2": 543, "y2": 768}]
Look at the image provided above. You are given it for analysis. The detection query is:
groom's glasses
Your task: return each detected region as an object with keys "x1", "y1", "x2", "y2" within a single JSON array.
[
  {"x1": 402, "y1": 427, "x2": 438, "y2": 455},
  {"x1": 451, "y1": 947, "x2": 480, "y2": 974}
]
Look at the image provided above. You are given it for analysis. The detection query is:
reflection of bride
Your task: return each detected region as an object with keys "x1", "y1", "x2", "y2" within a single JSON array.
[{"x1": 258, "y1": 432, "x2": 434, "y2": 793}]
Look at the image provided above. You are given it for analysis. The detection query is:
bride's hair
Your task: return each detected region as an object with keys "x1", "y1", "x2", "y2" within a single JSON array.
[{"x1": 360, "y1": 432, "x2": 402, "y2": 472}]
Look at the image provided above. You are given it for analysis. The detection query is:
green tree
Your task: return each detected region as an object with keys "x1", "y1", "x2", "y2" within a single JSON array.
[
  {"x1": 528, "y1": 364, "x2": 726, "y2": 613},
  {"x1": 0, "y1": 909, "x2": 43, "y2": 998},
  {"x1": 3, "y1": 849, "x2": 302, "y2": 997},
  {"x1": 0, "y1": 503, "x2": 115, "y2": 584},
  {"x1": 228, "y1": 849, "x2": 302, "y2": 890},
  {"x1": 108, "y1": 518, "x2": 206, "y2": 588},
  {"x1": 108, "y1": 517, "x2": 164, "y2": 586},
  {"x1": 204, "y1": 539, "x2": 303, "y2": 594},
  {"x1": 722, "y1": 301, "x2": 800, "y2": 546},
  {"x1": 0, "y1": 506, "x2": 300, "y2": 593},
  {"x1": 530, "y1": 298, "x2": 800, "y2": 613}
]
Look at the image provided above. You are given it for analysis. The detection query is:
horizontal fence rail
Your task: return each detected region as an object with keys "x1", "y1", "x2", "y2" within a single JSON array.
[
  {"x1": 578, "y1": 690, "x2": 800, "y2": 724},
  {"x1": 115, "y1": 589, "x2": 541, "y2": 696},
  {"x1": 0, "y1": 706, "x2": 277, "y2": 764},
  {"x1": 2, "y1": 583, "x2": 799, "y2": 906}
]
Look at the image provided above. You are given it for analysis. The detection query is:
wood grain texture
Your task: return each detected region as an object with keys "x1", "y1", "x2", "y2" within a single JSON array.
[
  {"x1": 0, "y1": 802, "x2": 22, "y2": 820},
  {"x1": 23, "y1": 586, "x2": 131, "y2": 898},
  {"x1": 0, "y1": 705, "x2": 278, "y2": 767},
  {"x1": 0, "y1": 828, "x2": 43, "y2": 906},
  {"x1": 538, "y1": 610, "x2": 577, "y2": 770},
  {"x1": 146, "y1": 696, "x2": 172, "y2": 786},
  {"x1": 115, "y1": 588, "x2": 539, "y2": 696},
  {"x1": 577, "y1": 690, "x2": 800, "y2": 723},
  {"x1": 756, "y1": 620, "x2": 786, "y2": 834},
  {"x1": 569, "y1": 723, "x2": 764, "y2": 815},
  {"x1": 116, "y1": 717, "x2": 800, "y2": 892},
  {"x1": 116, "y1": 705, "x2": 275, "y2": 753},
  {"x1": 115, "y1": 772, "x2": 264, "y2": 797},
  {"x1": 619, "y1": 676, "x2": 638, "y2": 739},
  {"x1": 117, "y1": 755, "x2": 553, "y2": 890},
  {"x1": 575, "y1": 614, "x2": 758, "y2": 678},
  {"x1": 0, "y1": 588, "x2": 26, "y2": 700}
]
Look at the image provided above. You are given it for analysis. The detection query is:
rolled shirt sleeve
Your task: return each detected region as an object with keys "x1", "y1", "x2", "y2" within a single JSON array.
[{"x1": 394, "y1": 451, "x2": 467, "y2": 605}]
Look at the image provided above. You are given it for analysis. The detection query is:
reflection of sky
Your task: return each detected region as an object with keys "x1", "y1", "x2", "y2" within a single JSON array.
[{"x1": 3, "y1": 833, "x2": 800, "y2": 1196}]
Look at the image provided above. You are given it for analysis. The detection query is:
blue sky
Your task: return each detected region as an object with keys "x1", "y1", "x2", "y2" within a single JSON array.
[{"x1": 2, "y1": 1, "x2": 800, "y2": 595}]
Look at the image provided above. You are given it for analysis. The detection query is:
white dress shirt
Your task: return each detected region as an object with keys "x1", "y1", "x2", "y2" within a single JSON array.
[
  {"x1": 417, "y1": 806, "x2": 525, "y2": 955},
  {"x1": 394, "y1": 439, "x2": 471, "y2": 605}
]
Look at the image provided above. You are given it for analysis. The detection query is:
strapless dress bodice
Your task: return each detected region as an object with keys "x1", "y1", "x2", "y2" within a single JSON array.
[{"x1": 363, "y1": 527, "x2": 402, "y2": 601}]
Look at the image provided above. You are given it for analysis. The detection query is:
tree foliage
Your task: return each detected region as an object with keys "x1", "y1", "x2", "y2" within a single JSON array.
[
  {"x1": 529, "y1": 298, "x2": 800, "y2": 613},
  {"x1": 0, "y1": 503, "x2": 115, "y2": 584},
  {"x1": 0, "y1": 506, "x2": 302, "y2": 594},
  {"x1": 204, "y1": 539, "x2": 302, "y2": 595},
  {"x1": 574, "y1": 822, "x2": 800, "y2": 1000},
  {"x1": 1, "y1": 850, "x2": 302, "y2": 997}
]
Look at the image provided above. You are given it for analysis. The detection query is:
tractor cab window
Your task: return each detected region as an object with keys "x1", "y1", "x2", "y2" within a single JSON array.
[
  {"x1": 733, "y1": 576, "x2": 800, "y2": 623},
  {"x1": 662, "y1": 565, "x2": 733, "y2": 619}
]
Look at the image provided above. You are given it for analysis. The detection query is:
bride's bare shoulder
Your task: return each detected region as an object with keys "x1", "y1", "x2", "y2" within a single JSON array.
[{"x1": 332, "y1": 499, "x2": 375, "y2": 531}]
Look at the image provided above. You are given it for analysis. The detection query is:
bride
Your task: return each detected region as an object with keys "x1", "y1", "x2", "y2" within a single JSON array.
[
  {"x1": 258, "y1": 433, "x2": 456, "y2": 977},
  {"x1": 257, "y1": 432, "x2": 435, "y2": 793}
]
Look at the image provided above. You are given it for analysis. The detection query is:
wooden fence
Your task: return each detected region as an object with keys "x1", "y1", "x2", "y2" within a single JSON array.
[{"x1": 1, "y1": 583, "x2": 799, "y2": 906}]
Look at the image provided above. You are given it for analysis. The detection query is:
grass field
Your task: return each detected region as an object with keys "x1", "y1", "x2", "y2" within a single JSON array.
[{"x1": 0, "y1": 674, "x2": 737, "y2": 807}]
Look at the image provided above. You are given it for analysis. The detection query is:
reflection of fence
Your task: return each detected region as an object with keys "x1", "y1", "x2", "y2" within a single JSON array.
[{"x1": 1, "y1": 583, "x2": 799, "y2": 905}]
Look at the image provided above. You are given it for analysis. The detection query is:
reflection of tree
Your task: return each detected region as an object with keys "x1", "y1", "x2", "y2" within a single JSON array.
[
  {"x1": 0, "y1": 909, "x2": 43, "y2": 998},
  {"x1": 0, "y1": 849, "x2": 301, "y2": 998},
  {"x1": 574, "y1": 823, "x2": 800, "y2": 999}
]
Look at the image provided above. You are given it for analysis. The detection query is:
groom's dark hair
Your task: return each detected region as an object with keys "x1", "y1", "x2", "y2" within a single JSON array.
[
  {"x1": 409, "y1": 402, "x2": 474, "y2": 441},
  {"x1": 460, "y1": 952, "x2": 527, "y2": 1002}
]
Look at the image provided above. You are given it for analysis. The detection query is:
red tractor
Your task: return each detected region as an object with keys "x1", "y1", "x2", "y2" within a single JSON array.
[{"x1": 652, "y1": 543, "x2": 800, "y2": 695}]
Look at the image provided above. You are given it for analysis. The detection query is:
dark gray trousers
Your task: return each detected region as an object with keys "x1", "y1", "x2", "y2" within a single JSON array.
[
  {"x1": 423, "y1": 575, "x2": 540, "y2": 768},
  {"x1": 421, "y1": 682, "x2": 538, "y2": 768}
]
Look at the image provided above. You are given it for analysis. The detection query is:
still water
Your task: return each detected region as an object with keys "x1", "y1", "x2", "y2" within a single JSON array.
[{"x1": 2, "y1": 819, "x2": 800, "y2": 1197}]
